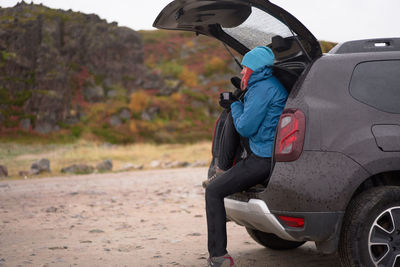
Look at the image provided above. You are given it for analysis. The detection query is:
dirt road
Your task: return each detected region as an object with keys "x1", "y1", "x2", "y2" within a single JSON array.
[{"x1": 0, "y1": 168, "x2": 340, "y2": 266}]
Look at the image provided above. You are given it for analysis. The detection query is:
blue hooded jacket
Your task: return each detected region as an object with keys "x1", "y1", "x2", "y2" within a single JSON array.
[{"x1": 231, "y1": 66, "x2": 288, "y2": 157}]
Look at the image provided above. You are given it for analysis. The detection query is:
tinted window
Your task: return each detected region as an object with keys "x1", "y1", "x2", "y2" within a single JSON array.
[{"x1": 349, "y1": 60, "x2": 400, "y2": 113}]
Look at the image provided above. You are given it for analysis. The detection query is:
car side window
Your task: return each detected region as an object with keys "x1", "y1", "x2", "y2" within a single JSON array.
[{"x1": 349, "y1": 60, "x2": 400, "y2": 114}]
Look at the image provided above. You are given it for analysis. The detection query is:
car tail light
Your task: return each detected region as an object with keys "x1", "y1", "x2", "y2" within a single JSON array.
[
  {"x1": 274, "y1": 109, "x2": 305, "y2": 162},
  {"x1": 278, "y1": 215, "x2": 305, "y2": 228}
]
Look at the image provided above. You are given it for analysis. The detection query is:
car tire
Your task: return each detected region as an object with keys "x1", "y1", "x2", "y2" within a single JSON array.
[
  {"x1": 339, "y1": 186, "x2": 400, "y2": 267},
  {"x1": 246, "y1": 227, "x2": 305, "y2": 250}
]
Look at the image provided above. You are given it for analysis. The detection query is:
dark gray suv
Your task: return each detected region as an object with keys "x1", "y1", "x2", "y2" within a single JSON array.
[{"x1": 154, "y1": 1, "x2": 400, "y2": 266}]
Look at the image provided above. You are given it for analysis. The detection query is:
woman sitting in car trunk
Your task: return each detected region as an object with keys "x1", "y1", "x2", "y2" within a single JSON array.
[{"x1": 204, "y1": 46, "x2": 288, "y2": 267}]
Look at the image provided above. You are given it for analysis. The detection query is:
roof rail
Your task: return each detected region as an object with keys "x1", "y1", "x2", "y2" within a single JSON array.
[{"x1": 329, "y1": 38, "x2": 400, "y2": 54}]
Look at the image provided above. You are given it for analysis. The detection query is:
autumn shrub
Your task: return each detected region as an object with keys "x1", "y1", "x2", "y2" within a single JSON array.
[
  {"x1": 205, "y1": 56, "x2": 226, "y2": 76},
  {"x1": 129, "y1": 120, "x2": 139, "y2": 135},
  {"x1": 129, "y1": 91, "x2": 150, "y2": 114},
  {"x1": 159, "y1": 60, "x2": 183, "y2": 78},
  {"x1": 185, "y1": 40, "x2": 195, "y2": 49},
  {"x1": 178, "y1": 67, "x2": 198, "y2": 87},
  {"x1": 171, "y1": 92, "x2": 184, "y2": 103}
]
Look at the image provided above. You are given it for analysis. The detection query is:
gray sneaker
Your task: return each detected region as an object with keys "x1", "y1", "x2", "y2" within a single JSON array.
[{"x1": 207, "y1": 254, "x2": 235, "y2": 267}]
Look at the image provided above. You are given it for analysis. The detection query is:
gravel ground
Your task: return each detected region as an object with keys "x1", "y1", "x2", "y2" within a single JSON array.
[{"x1": 0, "y1": 168, "x2": 340, "y2": 266}]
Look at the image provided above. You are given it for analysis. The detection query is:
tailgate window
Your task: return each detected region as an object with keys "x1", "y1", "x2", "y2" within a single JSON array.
[{"x1": 222, "y1": 7, "x2": 293, "y2": 50}]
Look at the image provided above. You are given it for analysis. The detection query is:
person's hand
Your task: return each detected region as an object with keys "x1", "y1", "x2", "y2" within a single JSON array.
[
  {"x1": 219, "y1": 92, "x2": 238, "y2": 109},
  {"x1": 230, "y1": 76, "x2": 241, "y2": 90}
]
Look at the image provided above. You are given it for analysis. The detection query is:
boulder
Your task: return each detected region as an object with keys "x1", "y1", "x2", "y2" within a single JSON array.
[
  {"x1": 38, "y1": 158, "x2": 50, "y2": 172},
  {"x1": 30, "y1": 158, "x2": 50, "y2": 175},
  {"x1": 18, "y1": 170, "x2": 29, "y2": 177},
  {"x1": 96, "y1": 159, "x2": 113, "y2": 172},
  {"x1": 118, "y1": 108, "x2": 131, "y2": 120},
  {"x1": 20, "y1": 118, "x2": 31, "y2": 131},
  {"x1": 162, "y1": 161, "x2": 190, "y2": 168},
  {"x1": 149, "y1": 160, "x2": 161, "y2": 168},
  {"x1": 29, "y1": 167, "x2": 40, "y2": 176},
  {"x1": 109, "y1": 115, "x2": 122, "y2": 127},
  {"x1": 83, "y1": 85, "x2": 104, "y2": 102},
  {"x1": 61, "y1": 164, "x2": 94, "y2": 174},
  {"x1": 0, "y1": 165, "x2": 8, "y2": 177},
  {"x1": 141, "y1": 106, "x2": 160, "y2": 121},
  {"x1": 172, "y1": 161, "x2": 190, "y2": 168},
  {"x1": 118, "y1": 163, "x2": 143, "y2": 172},
  {"x1": 34, "y1": 121, "x2": 60, "y2": 134}
]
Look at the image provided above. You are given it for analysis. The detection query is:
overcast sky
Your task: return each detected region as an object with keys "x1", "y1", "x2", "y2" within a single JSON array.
[{"x1": 2, "y1": 0, "x2": 400, "y2": 43}]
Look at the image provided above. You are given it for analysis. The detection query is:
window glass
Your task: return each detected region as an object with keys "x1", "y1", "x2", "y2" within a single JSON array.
[
  {"x1": 349, "y1": 60, "x2": 400, "y2": 113},
  {"x1": 222, "y1": 7, "x2": 293, "y2": 50}
]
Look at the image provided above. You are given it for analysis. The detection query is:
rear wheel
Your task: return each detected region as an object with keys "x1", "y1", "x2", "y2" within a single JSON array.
[
  {"x1": 246, "y1": 227, "x2": 305, "y2": 250},
  {"x1": 339, "y1": 186, "x2": 400, "y2": 267}
]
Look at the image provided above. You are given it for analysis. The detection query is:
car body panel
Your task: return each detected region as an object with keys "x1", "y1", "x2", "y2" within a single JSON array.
[
  {"x1": 293, "y1": 52, "x2": 400, "y2": 174},
  {"x1": 261, "y1": 150, "x2": 370, "y2": 212},
  {"x1": 371, "y1": 124, "x2": 400, "y2": 152}
]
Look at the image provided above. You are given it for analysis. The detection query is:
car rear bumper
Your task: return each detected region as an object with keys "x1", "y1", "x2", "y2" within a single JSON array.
[
  {"x1": 225, "y1": 197, "x2": 344, "y2": 253},
  {"x1": 224, "y1": 198, "x2": 297, "y2": 241}
]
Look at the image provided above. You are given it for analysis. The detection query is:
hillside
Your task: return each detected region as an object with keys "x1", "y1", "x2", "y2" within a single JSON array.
[{"x1": 0, "y1": 2, "x2": 336, "y2": 144}]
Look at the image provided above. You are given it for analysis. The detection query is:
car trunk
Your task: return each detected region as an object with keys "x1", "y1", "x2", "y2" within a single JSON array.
[{"x1": 154, "y1": 0, "x2": 322, "y2": 192}]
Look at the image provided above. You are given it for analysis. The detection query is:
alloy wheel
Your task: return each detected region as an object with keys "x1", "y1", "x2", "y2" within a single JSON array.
[{"x1": 369, "y1": 207, "x2": 400, "y2": 267}]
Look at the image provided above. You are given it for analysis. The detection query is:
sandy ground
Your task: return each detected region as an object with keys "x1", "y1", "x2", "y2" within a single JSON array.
[{"x1": 0, "y1": 168, "x2": 341, "y2": 266}]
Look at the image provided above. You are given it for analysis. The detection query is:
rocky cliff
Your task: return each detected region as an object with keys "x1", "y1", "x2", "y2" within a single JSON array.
[{"x1": 0, "y1": 2, "x2": 165, "y2": 134}]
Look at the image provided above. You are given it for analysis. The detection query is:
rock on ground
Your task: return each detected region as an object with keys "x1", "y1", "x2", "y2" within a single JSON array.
[
  {"x1": 118, "y1": 163, "x2": 143, "y2": 172},
  {"x1": 0, "y1": 165, "x2": 8, "y2": 177},
  {"x1": 29, "y1": 158, "x2": 50, "y2": 175},
  {"x1": 96, "y1": 159, "x2": 113, "y2": 172},
  {"x1": 61, "y1": 164, "x2": 94, "y2": 174}
]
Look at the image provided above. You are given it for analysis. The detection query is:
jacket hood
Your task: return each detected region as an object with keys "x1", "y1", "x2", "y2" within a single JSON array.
[
  {"x1": 241, "y1": 46, "x2": 275, "y2": 71},
  {"x1": 248, "y1": 66, "x2": 273, "y2": 87}
]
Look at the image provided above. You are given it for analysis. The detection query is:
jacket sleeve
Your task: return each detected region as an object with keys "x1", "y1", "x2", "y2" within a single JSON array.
[{"x1": 231, "y1": 84, "x2": 275, "y2": 138}]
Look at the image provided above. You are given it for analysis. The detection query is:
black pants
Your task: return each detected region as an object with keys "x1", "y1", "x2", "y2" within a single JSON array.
[{"x1": 206, "y1": 112, "x2": 272, "y2": 257}]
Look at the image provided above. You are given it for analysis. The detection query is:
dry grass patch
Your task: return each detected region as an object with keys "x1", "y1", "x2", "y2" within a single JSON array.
[{"x1": 0, "y1": 141, "x2": 212, "y2": 179}]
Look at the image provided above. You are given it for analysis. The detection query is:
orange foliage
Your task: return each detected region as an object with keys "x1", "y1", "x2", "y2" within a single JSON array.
[
  {"x1": 171, "y1": 92, "x2": 183, "y2": 103},
  {"x1": 129, "y1": 91, "x2": 150, "y2": 113},
  {"x1": 205, "y1": 56, "x2": 226, "y2": 75},
  {"x1": 185, "y1": 40, "x2": 195, "y2": 49},
  {"x1": 178, "y1": 67, "x2": 198, "y2": 87},
  {"x1": 129, "y1": 120, "x2": 139, "y2": 134}
]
